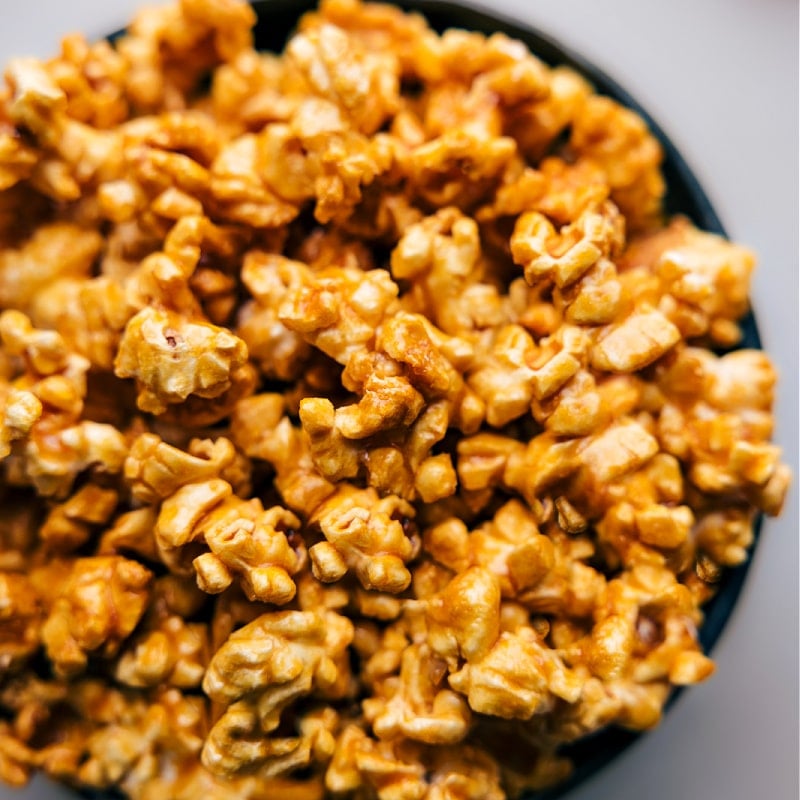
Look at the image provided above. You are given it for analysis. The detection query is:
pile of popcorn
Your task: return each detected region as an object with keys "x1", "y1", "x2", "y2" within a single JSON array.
[{"x1": 0, "y1": 0, "x2": 789, "y2": 798}]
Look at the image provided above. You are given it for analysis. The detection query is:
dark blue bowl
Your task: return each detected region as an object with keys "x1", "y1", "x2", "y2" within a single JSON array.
[{"x1": 77, "y1": 2, "x2": 761, "y2": 798}]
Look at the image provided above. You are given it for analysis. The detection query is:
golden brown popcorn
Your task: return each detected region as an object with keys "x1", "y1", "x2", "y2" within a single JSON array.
[
  {"x1": 39, "y1": 483, "x2": 118, "y2": 553},
  {"x1": 0, "y1": 311, "x2": 128, "y2": 497},
  {"x1": 467, "y1": 500, "x2": 556, "y2": 598},
  {"x1": 231, "y1": 397, "x2": 338, "y2": 515},
  {"x1": 0, "y1": 388, "x2": 41, "y2": 460},
  {"x1": 622, "y1": 216, "x2": 756, "y2": 346},
  {"x1": 114, "y1": 306, "x2": 249, "y2": 415},
  {"x1": 406, "y1": 129, "x2": 517, "y2": 211},
  {"x1": 116, "y1": 0, "x2": 257, "y2": 113},
  {"x1": 0, "y1": 573, "x2": 42, "y2": 672},
  {"x1": 510, "y1": 200, "x2": 625, "y2": 289},
  {"x1": 303, "y1": 0, "x2": 430, "y2": 76},
  {"x1": 0, "y1": 126, "x2": 38, "y2": 192},
  {"x1": 328, "y1": 729, "x2": 507, "y2": 800},
  {"x1": 155, "y1": 478, "x2": 306, "y2": 603},
  {"x1": 364, "y1": 642, "x2": 471, "y2": 744},
  {"x1": 124, "y1": 432, "x2": 239, "y2": 504},
  {"x1": 114, "y1": 577, "x2": 209, "y2": 689},
  {"x1": 391, "y1": 206, "x2": 508, "y2": 337},
  {"x1": 0, "y1": 493, "x2": 42, "y2": 571},
  {"x1": 570, "y1": 95, "x2": 665, "y2": 231},
  {"x1": 0, "y1": 222, "x2": 103, "y2": 313},
  {"x1": 309, "y1": 485, "x2": 418, "y2": 593},
  {"x1": 201, "y1": 609, "x2": 353, "y2": 777},
  {"x1": 286, "y1": 22, "x2": 400, "y2": 136},
  {"x1": 236, "y1": 251, "x2": 313, "y2": 381},
  {"x1": 449, "y1": 625, "x2": 583, "y2": 719},
  {"x1": 259, "y1": 100, "x2": 395, "y2": 225},
  {"x1": 41, "y1": 555, "x2": 153, "y2": 677}
]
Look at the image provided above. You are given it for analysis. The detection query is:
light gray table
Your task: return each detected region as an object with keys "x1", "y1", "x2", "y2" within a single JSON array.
[{"x1": 0, "y1": 1, "x2": 797, "y2": 799}]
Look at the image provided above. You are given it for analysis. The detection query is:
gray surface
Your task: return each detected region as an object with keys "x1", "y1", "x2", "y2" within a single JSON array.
[{"x1": 0, "y1": 1, "x2": 797, "y2": 799}]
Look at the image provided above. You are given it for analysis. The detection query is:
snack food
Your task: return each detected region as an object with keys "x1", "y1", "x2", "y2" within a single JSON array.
[{"x1": 0, "y1": 0, "x2": 790, "y2": 798}]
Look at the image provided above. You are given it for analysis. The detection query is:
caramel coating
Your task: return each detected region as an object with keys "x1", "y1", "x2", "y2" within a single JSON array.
[{"x1": 0, "y1": 0, "x2": 790, "y2": 798}]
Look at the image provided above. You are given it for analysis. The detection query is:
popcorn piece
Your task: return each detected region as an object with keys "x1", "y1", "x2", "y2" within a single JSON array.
[
  {"x1": 578, "y1": 420, "x2": 659, "y2": 486},
  {"x1": 590, "y1": 308, "x2": 681, "y2": 373},
  {"x1": 0, "y1": 388, "x2": 42, "y2": 459},
  {"x1": 124, "y1": 433, "x2": 238, "y2": 504},
  {"x1": 623, "y1": 216, "x2": 755, "y2": 346},
  {"x1": 41, "y1": 556, "x2": 153, "y2": 677},
  {"x1": 310, "y1": 485, "x2": 418, "y2": 593},
  {"x1": 407, "y1": 129, "x2": 517, "y2": 210},
  {"x1": 511, "y1": 201, "x2": 625, "y2": 288},
  {"x1": 0, "y1": 573, "x2": 42, "y2": 672},
  {"x1": 201, "y1": 609, "x2": 353, "y2": 777},
  {"x1": 286, "y1": 23, "x2": 400, "y2": 136},
  {"x1": 424, "y1": 567, "x2": 501, "y2": 668},
  {"x1": 449, "y1": 626, "x2": 583, "y2": 718},
  {"x1": 468, "y1": 325, "x2": 537, "y2": 427},
  {"x1": 468, "y1": 500, "x2": 556, "y2": 597},
  {"x1": 236, "y1": 252, "x2": 313, "y2": 381},
  {"x1": 570, "y1": 95, "x2": 665, "y2": 231},
  {"x1": 365, "y1": 642, "x2": 471, "y2": 744},
  {"x1": 0, "y1": 223, "x2": 103, "y2": 312},
  {"x1": 114, "y1": 576, "x2": 209, "y2": 689},
  {"x1": 115, "y1": 306, "x2": 249, "y2": 415},
  {"x1": 155, "y1": 479, "x2": 306, "y2": 604},
  {"x1": 39, "y1": 483, "x2": 118, "y2": 553}
]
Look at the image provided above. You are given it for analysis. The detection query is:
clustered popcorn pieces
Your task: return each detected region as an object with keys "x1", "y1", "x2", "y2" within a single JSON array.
[{"x1": 0, "y1": 0, "x2": 790, "y2": 798}]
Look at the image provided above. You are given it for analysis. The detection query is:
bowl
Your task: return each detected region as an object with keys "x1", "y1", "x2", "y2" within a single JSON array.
[{"x1": 0, "y1": 2, "x2": 784, "y2": 800}]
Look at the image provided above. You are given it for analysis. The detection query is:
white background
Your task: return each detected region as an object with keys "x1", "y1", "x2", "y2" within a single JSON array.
[{"x1": 0, "y1": 1, "x2": 797, "y2": 799}]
